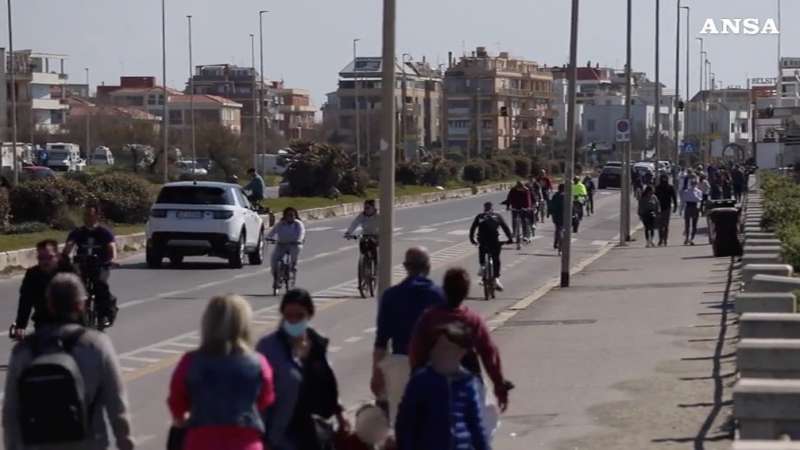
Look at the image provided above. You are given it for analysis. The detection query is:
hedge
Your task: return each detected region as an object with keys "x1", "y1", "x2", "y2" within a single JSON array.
[
  {"x1": 762, "y1": 172, "x2": 800, "y2": 270},
  {"x1": 88, "y1": 173, "x2": 155, "y2": 224}
]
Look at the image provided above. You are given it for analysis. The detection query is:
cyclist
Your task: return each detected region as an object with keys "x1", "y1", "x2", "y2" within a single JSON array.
[
  {"x1": 345, "y1": 198, "x2": 379, "y2": 258},
  {"x1": 266, "y1": 207, "x2": 306, "y2": 289},
  {"x1": 469, "y1": 202, "x2": 513, "y2": 291},
  {"x1": 503, "y1": 181, "x2": 533, "y2": 244},
  {"x1": 526, "y1": 177, "x2": 544, "y2": 225},
  {"x1": 582, "y1": 174, "x2": 596, "y2": 216},
  {"x1": 572, "y1": 176, "x2": 588, "y2": 232},
  {"x1": 537, "y1": 169, "x2": 554, "y2": 219},
  {"x1": 10, "y1": 239, "x2": 75, "y2": 340},
  {"x1": 61, "y1": 205, "x2": 118, "y2": 328},
  {"x1": 243, "y1": 167, "x2": 266, "y2": 206}
]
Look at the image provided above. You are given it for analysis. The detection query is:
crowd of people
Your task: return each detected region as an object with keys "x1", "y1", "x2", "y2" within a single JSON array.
[{"x1": 3, "y1": 234, "x2": 513, "y2": 449}]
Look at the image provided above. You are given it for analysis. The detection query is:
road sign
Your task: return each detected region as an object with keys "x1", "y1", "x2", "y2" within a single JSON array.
[
  {"x1": 682, "y1": 142, "x2": 697, "y2": 154},
  {"x1": 615, "y1": 119, "x2": 631, "y2": 143}
]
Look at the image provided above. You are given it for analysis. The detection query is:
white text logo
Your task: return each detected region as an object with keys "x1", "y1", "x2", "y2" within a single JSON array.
[{"x1": 700, "y1": 18, "x2": 780, "y2": 35}]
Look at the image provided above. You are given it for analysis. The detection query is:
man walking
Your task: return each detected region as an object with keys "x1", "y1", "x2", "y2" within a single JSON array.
[
  {"x1": 654, "y1": 174, "x2": 678, "y2": 246},
  {"x1": 244, "y1": 167, "x2": 266, "y2": 205},
  {"x1": 371, "y1": 247, "x2": 445, "y2": 423},
  {"x1": 3, "y1": 273, "x2": 134, "y2": 450}
]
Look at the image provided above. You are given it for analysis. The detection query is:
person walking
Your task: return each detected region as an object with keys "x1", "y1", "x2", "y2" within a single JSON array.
[
  {"x1": 10, "y1": 239, "x2": 75, "y2": 339},
  {"x1": 168, "y1": 295, "x2": 275, "y2": 450},
  {"x1": 638, "y1": 185, "x2": 660, "y2": 247},
  {"x1": 548, "y1": 184, "x2": 566, "y2": 250},
  {"x1": 698, "y1": 174, "x2": 711, "y2": 215},
  {"x1": 371, "y1": 247, "x2": 445, "y2": 424},
  {"x1": 409, "y1": 267, "x2": 512, "y2": 415},
  {"x1": 257, "y1": 289, "x2": 349, "y2": 450},
  {"x1": 721, "y1": 172, "x2": 734, "y2": 200},
  {"x1": 395, "y1": 322, "x2": 490, "y2": 450},
  {"x1": 654, "y1": 174, "x2": 678, "y2": 246},
  {"x1": 682, "y1": 179, "x2": 703, "y2": 245},
  {"x1": 3, "y1": 273, "x2": 134, "y2": 450},
  {"x1": 732, "y1": 165, "x2": 746, "y2": 203}
]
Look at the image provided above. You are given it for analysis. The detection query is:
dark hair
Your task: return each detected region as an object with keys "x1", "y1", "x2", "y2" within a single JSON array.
[
  {"x1": 248, "y1": 168, "x2": 256, "y2": 174},
  {"x1": 558, "y1": 183, "x2": 565, "y2": 192},
  {"x1": 36, "y1": 239, "x2": 59, "y2": 252},
  {"x1": 443, "y1": 267, "x2": 470, "y2": 308},
  {"x1": 434, "y1": 322, "x2": 473, "y2": 349},
  {"x1": 643, "y1": 185, "x2": 654, "y2": 196},
  {"x1": 364, "y1": 199, "x2": 376, "y2": 207},
  {"x1": 280, "y1": 288, "x2": 315, "y2": 317},
  {"x1": 283, "y1": 207, "x2": 298, "y2": 217}
]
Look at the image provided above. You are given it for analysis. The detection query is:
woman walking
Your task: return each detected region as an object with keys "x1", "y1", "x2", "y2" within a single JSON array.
[
  {"x1": 638, "y1": 185, "x2": 660, "y2": 247},
  {"x1": 168, "y1": 295, "x2": 275, "y2": 450},
  {"x1": 257, "y1": 289, "x2": 349, "y2": 450}
]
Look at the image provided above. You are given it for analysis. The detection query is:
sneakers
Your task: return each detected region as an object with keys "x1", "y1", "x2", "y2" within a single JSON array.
[
  {"x1": 494, "y1": 278, "x2": 504, "y2": 291},
  {"x1": 477, "y1": 265, "x2": 485, "y2": 278}
]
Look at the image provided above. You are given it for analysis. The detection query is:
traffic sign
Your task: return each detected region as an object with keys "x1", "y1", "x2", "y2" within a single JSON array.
[
  {"x1": 615, "y1": 119, "x2": 631, "y2": 143},
  {"x1": 682, "y1": 142, "x2": 697, "y2": 154}
]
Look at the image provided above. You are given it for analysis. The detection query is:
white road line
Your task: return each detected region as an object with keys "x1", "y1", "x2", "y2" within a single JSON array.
[
  {"x1": 120, "y1": 355, "x2": 161, "y2": 363},
  {"x1": 427, "y1": 216, "x2": 473, "y2": 227},
  {"x1": 411, "y1": 227, "x2": 437, "y2": 234},
  {"x1": 447, "y1": 230, "x2": 469, "y2": 236},
  {"x1": 306, "y1": 226, "x2": 333, "y2": 232},
  {"x1": 121, "y1": 367, "x2": 138, "y2": 372},
  {"x1": 591, "y1": 240, "x2": 608, "y2": 246},
  {"x1": 393, "y1": 227, "x2": 404, "y2": 232},
  {"x1": 344, "y1": 336, "x2": 363, "y2": 344},
  {"x1": 363, "y1": 327, "x2": 377, "y2": 334},
  {"x1": 164, "y1": 342, "x2": 196, "y2": 348},
  {"x1": 329, "y1": 346, "x2": 342, "y2": 353},
  {"x1": 146, "y1": 348, "x2": 183, "y2": 354}
]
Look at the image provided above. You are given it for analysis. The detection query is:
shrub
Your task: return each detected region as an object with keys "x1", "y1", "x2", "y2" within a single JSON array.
[
  {"x1": 513, "y1": 157, "x2": 531, "y2": 179},
  {"x1": 422, "y1": 159, "x2": 460, "y2": 186},
  {"x1": 284, "y1": 142, "x2": 352, "y2": 197},
  {"x1": 0, "y1": 187, "x2": 9, "y2": 228},
  {"x1": 4, "y1": 221, "x2": 49, "y2": 234},
  {"x1": 494, "y1": 156, "x2": 516, "y2": 178},
  {"x1": 64, "y1": 170, "x2": 92, "y2": 186},
  {"x1": 444, "y1": 151, "x2": 466, "y2": 164},
  {"x1": 88, "y1": 173, "x2": 154, "y2": 223},
  {"x1": 52, "y1": 178, "x2": 89, "y2": 208},
  {"x1": 395, "y1": 162, "x2": 422, "y2": 185},
  {"x1": 338, "y1": 169, "x2": 370, "y2": 196},
  {"x1": 463, "y1": 161, "x2": 487, "y2": 184},
  {"x1": 9, "y1": 180, "x2": 67, "y2": 224},
  {"x1": 778, "y1": 222, "x2": 800, "y2": 271}
]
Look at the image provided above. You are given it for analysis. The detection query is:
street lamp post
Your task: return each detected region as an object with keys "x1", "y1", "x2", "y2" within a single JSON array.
[
  {"x1": 673, "y1": 0, "x2": 681, "y2": 165},
  {"x1": 6, "y1": 0, "x2": 17, "y2": 184},
  {"x1": 353, "y1": 38, "x2": 361, "y2": 168},
  {"x1": 654, "y1": 0, "x2": 661, "y2": 162},
  {"x1": 561, "y1": 0, "x2": 580, "y2": 288},
  {"x1": 378, "y1": 0, "x2": 396, "y2": 296},
  {"x1": 401, "y1": 53, "x2": 411, "y2": 161},
  {"x1": 250, "y1": 34, "x2": 257, "y2": 172},
  {"x1": 85, "y1": 68, "x2": 91, "y2": 162},
  {"x1": 258, "y1": 10, "x2": 268, "y2": 172},
  {"x1": 683, "y1": 6, "x2": 690, "y2": 162},
  {"x1": 161, "y1": 0, "x2": 169, "y2": 183},
  {"x1": 187, "y1": 15, "x2": 196, "y2": 179},
  {"x1": 621, "y1": 0, "x2": 633, "y2": 245}
]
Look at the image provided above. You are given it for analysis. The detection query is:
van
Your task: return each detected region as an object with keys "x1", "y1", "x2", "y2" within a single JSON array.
[
  {"x1": 45, "y1": 143, "x2": 85, "y2": 172},
  {"x1": 91, "y1": 146, "x2": 115, "y2": 166},
  {"x1": 256, "y1": 149, "x2": 289, "y2": 175}
]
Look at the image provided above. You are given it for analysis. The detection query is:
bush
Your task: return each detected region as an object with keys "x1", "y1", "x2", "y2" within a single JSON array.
[
  {"x1": 395, "y1": 162, "x2": 422, "y2": 185},
  {"x1": 63, "y1": 171, "x2": 92, "y2": 186},
  {"x1": 10, "y1": 180, "x2": 67, "y2": 225},
  {"x1": 778, "y1": 222, "x2": 800, "y2": 271},
  {"x1": 762, "y1": 172, "x2": 800, "y2": 270},
  {"x1": 338, "y1": 168, "x2": 370, "y2": 196},
  {"x1": 484, "y1": 159, "x2": 510, "y2": 181},
  {"x1": 422, "y1": 159, "x2": 460, "y2": 186},
  {"x1": 463, "y1": 161, "x2": 487, "y2": 184},
  {"x1": 0, "y1": 187, "x2": 9, "y2": 228},
  {"x1": 4, "y1": 221, "x2": 49, "y2": 234},
  {"x1": 444, "y1": 151, "x2": 466, "y2": 164},
  {"x1": 494, "y1": 156, "x2": 515, "y2": 178},
  {"x1": 88, "y1": 173, "x2": 154, "y2": 223},
  {"x1": 284, "y1": 142, "x2": 353, "y2": 197},
  {"x1": 513, "y1": 157, "x2": 531, "y2": 179}
]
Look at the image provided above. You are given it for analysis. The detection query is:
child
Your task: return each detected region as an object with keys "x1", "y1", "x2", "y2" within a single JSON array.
[
  {"x1": 395, "y1": 323, "x2": 490, "y2": 450},
  {"x1": 336, "y1": 404, "x2": 391, "y2": 450}
]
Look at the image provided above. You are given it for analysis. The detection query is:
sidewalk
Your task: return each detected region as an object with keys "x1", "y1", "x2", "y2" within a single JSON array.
[{"x1": 493, "y1": 215, "x2": 736, "y2": 449}]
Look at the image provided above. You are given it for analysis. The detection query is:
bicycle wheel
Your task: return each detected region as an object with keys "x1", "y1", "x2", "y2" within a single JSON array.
[
  {"x1": 367, "y1": 256, "x2": 377, "y2": 297},
  {"x1": 483, "y1": 257, "x2": 494, "y2": 301},
  {"x1": 514, "y1": 213, "x2": 521, "y2": 250},
  {"x1": 357, "y1": 255, "x2": 367, "y2": 298}
]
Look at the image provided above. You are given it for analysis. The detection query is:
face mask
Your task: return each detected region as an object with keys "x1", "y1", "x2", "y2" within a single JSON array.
[
  {"x1": 355, "y1": 408, "x2": 389, "y2": 445},
  {"x1": 430, "y1": 336, "x2": 466, "y2": 375},
  {"x1": 282, "y1": 320, "x2": 308, "y2": 338}
]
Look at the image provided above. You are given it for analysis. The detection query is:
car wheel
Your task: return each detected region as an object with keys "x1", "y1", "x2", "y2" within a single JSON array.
[
  {"x1": 146, "y1": 246, "x2": 163, "y2": 269},
  {"x1": 248, "y1": 228, "x2": 265, "y2": 265},
  {"x1": 169, "y1": 254, "x2": 184, "y2": 266},
  {"x1": 229, "y1": 232, "x2": 245, "y2": 269}
]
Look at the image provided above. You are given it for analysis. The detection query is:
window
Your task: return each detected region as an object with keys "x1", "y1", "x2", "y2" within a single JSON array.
[
  {"x1": 741, "y1": 122, "x2": 748, "y2": 133},
  {"x1": 234, "y1": 189, "x2": 252, "y2": 209},
  {"x1": 147, "y1": 94, "x2": 157, "y2": 105},
  {"x1": 169, "y1": 110, "x2": 183, "y2": 125},
  {"x1": 731, "y1": 123, "x2": 736, "y2": 133},
  {"x1": 156, "y1": 186, "x2": 234, "y2": 205},
  {"x1": 587, "y1": 119, "x2": 596, "y2": 132}
]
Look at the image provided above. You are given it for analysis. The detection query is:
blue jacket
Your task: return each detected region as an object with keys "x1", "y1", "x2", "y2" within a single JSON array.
[
  {"x1": 395, "y1": 366, "x2": 490, "y2": 450},
  {"x1": 375, "y1": 276, "x2": 445, "y2": 355}
]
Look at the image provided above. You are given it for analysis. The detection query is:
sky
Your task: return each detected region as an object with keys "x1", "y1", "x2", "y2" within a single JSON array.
[{"x1": 10, "y1": 0, "x2": 798, "y2": 108}]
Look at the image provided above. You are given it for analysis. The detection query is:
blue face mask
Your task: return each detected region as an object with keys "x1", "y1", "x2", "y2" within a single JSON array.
[{"x1": 282, "y1": 320, "x2": 308, "y2": 338}]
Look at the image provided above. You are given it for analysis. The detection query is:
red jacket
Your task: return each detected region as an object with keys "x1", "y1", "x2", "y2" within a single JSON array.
[
  {"x1": 505, "y1": 187, "x2": 532, "y2": 210},
  {"x1": 408, "y1": 305, "x2": 508, "y2": 404}
]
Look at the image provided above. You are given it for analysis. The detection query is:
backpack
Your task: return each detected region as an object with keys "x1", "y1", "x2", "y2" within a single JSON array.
[
  {"x1": 477, "y1": 213, "x2": 501, "y2": 240},
  {"x1": 17, "y1": 328, "x2": 92, "y2": 445}
]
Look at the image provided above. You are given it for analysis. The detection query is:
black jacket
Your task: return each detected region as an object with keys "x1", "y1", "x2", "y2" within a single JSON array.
[
  {"x1": 655, "y1": 183, "x2": 677, "y2": 212},
  {"x1": 15, "y1": 261, "x2": 75, "y2": 329}
]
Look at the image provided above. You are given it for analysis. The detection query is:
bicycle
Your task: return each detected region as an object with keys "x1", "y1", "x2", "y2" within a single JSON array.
[
  {"x1": 346, "y1": 234, "x2": 378, "y2": 298},
  {"x1": 74, "y1": 255, "x2": 105, "y2": 331},
  {"x1": 510, "y1": 209, "x2": 531, "y2": 250},
  {"x1": 478, "y1": 242, "x2": 511, "y2": 301},
  {"x1": 266, "y1": 239, "x2": 298, "y2": 296}
]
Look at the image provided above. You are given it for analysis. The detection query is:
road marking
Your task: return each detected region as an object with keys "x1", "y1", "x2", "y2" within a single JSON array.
[
  {"x1": 306, "y1": 226, "x2": 333, "y2": 232},
  {"x1": 120, "y1": 355, "x2": 161, "y2": 363},
  {"x1": 147, "y1": 348, "x2": 183, "y2": 354},
  {"x1": 344, "y1": 336, "x2": 363, "y2": 344},
  {"x1": 329, "y1": 346, "x2": 342, "y2": 353},
  {"x1": 427, "y1": 216, "x2": 473, "y2": 228},
  {"x1": 447, "y1": 230, "x2": 469, "y2": 236},
  {"x1": 605, "y1": 214, "x2": 618, "y2": 220},
  {"x1": 591, "y1": 240, "x2": 608, "y2": 246},
  {"x1": 411, "y1": 227, "x2": 437, "y2": 234},
  {"x1": 393, "y1": 227, "x2": 403, "y2": 232},
  {"x1": 363, "y1": 327, "x2": 377, "y2": 334}
]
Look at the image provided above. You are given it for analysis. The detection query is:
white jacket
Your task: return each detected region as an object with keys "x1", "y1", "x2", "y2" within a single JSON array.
[{"x1": 346, "y1": 213, "x2": 379, "y2": 236}]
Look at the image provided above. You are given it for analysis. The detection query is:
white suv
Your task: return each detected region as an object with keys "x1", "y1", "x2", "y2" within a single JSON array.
[{"x1": 145, "y1": 181, "x2": 265, "y2": 268}]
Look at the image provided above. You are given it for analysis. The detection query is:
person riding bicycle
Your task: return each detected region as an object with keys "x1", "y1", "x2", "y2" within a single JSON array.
[
  {"x1": 526, "y1": 177, "x2": 544, "y2": 225},
  {"x1": 582, "y1": 174, "x2": 596, "y2": 216},
  {"x1": 537, "y1": 169, "x2": 553, "y2": 218},
  {"x1": 503, "y1": 181, "x2": 533, "y2": 244},
  {"x1": 345, "y1": 199, "x2": 380, "y2": 261},
  {"x1": 243, "y1": 168, "x2": 267, "y2": 206},
  {"x1": 547, "y1": 184, "x2": 566, "y2": 250},
  {"x1": 572, "y1": 177, "x2": 588, "y2": 232},
  {"x1": 10, "y1": 239, "x2": 75, "y2": 340},
  {"x1": 469, "y1": 202, "x2": 513, "y2": 291},
  {"x1": 61, "y1": 205, "x2": 118, "y2": 328},
  {"x1": 266, "y1": 207, "x2": 306, "y2": 289}
]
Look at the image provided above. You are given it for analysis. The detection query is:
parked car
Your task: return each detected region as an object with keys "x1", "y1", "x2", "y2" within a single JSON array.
[
  {"x1": 145, "y1": 181, "x2": 264, "y2": 269},
  {"x1": 45, "y1": 143, "x2": 85, "y2": 172},
  {"x1": 195, "y1": 157, "x2": 213, "y2": 172},
  {"x1": 22, "y1": 165, "x2": 56, "y2": 181},
  {"x1": 91, "y1": 146, "x2": 115, "y2": 166},
  {"x1": 598, "y1": 165, "x2": 622, "y2": 189},
  {"x1": 176, "y1": 160, "x2": 208, "y2": 176}
]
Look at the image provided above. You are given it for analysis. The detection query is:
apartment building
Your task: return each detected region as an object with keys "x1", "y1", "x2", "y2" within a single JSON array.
[
  {"x1": 6, "y1": 50, "x2": 70, "y2": 136},
  {"x1": 275, "y1": 87, "x2": 316, "y2": 139},
  {"x1": 686, "y1": 88, "x2": 750, "y2": 159},
  {"x1": 167, "y1": 94, "x2": 243, "y2": 134},
  {"x1": 444, "y1": 47, "x2": 553, "y2": 155}
]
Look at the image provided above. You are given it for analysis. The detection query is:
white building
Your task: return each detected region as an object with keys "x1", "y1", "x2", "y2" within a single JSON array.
[
  {"x1": 686, "y1": 88, "x2": 751, "y2": 160},
  {"x1": 7, "y1": 50, "x2": 70, "y2": 134}
]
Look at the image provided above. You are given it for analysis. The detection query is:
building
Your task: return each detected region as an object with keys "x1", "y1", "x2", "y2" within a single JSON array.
[
  {"x1": 97, "y1": 76, "x2": 182, "y2": 118},
  {"x1": 686, "y1": 88, "x2": 750, "y2": 160},
  {"x1": 7, "y1": 50, "x2": 70, "y2": 136},
  {"x1": 444, "y1": 47, "x2": 553, "y2": 155},
  {"x1": 274, "y1": 87, "x2": 316, "y2": 139},
  {"x1": 166, "y1": 95, "x2": 243, "y2": 134},
  {"x1": 323, "y1": 56, "x2": 443, "y2": 160}
]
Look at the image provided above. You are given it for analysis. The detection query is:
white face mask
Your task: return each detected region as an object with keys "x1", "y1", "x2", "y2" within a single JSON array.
[
  {"x1": 355, "y1": 407, "x2": 389, "y2": 445},
  {"x1": 430, "y1": 335, "x2": 467, "y2": 375}
]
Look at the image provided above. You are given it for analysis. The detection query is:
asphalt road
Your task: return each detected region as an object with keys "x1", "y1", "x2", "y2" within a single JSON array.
[{"x1": 0, "y1": 187, "x2": 631, "y2": 449}]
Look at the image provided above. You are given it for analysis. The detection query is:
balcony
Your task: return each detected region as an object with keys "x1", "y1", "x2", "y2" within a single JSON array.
[
  {"x1": 496, "y1": 88, "x2": 551, "y2": 98},
  {"x1": 32, "y1": 98, "x2": 68, "y2": 111}
]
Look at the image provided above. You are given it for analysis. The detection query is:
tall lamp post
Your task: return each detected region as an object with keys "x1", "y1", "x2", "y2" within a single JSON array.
[
  {"x1": 187, "y1": 15, "x2": 196, "y2": 179},
  {"x1": 401, "y1": 53, "x2": 411, "y2": 161},
  {"x1": 250, "y1": 34, "x2": 257, "y2": 171},
  {"x1": 378, "y1": 0, "x2": 396, "y2": 296},
  {"x1": 161, "y1": 0, "x2": 169, "y2": 182},
  {"x1": 682, "y1": 6, "x2": 690, "y2": 160},
  {"x1": 621, "y1": 0, "x2": 633, "y2": 244},
  {"x1": 673, "y1": 0, "x2": 681, "y2": 165},
  {"x1": 258, "y1": 10, "x2": 268, "y2": 172},
  {"x1": 6, "y1": 0, "x2": 17, "y2": 184},
  {"x1": 654, "y1": 0, "x2": 661, "y2": 162},
  {"x1": 353, "y1": 38, "x2": 361, "y2": 168},
  {"x1": 85, "y1": 68, "x2": 91, "y2": 162},
  {"x1": 561, "y1": 0, "x2": 580, "y2": 287}
]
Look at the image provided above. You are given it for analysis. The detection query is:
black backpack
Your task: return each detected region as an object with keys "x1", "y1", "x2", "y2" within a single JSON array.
[{"x1": 17, "y1": 328, "x2": 92, "y2": 445}]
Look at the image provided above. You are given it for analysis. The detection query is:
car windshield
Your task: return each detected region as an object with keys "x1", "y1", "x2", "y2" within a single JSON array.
[
  {"x1": 156, "y1": 186, "x2": 233, "y2": 205},
  {"x1": 602, "y1": 167, "x2": 621, "y2": 174}
]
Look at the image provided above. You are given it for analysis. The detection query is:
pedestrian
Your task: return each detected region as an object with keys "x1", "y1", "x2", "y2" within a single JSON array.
[
  {"x1": 548, "y1": 184, "x2": 566, "y2": 250},
  {"x1": 371, "y1": 247, "x2": 445, "y2": 424},
  {"x1": 732, "y1": 165, "x2": 746, "y2": 203},
  {"x1": 721, "y1": 172, "x2": 733, "y2": 200},
  {"x1": 638, "y1": 185, "x2": 660, "y2": 247},
  {"x1": 257, "y1": 288, "x2": 349, "y2": 450},
  {"x1": 395, "y1": 322, "x2": 490, "y2": 450},
  {"x1": 409, "y1": 267, "x2": 512, "y2": 416},
  {"x1": 709, "y1": 173, "x2": 722, "y2": 200},
  {"x1": 167, "y1": 295, "x2": 275, "y2": 450},
  {"x1": 698, "y1": 174, "x2": 711, "y2": 215},
  {"x1": 582, "y1": 175, "x2": 596, "y2": 216},
  {"x1": 3, "y1": 273, "x2": 134, "y2": 450},
  {"x1": 682, "y1": 179, "x2": 703, "y2": 245},
  {"x1": 654, "y1": 174, "x2": 677, "y2": 246},
  {"x1": 10, "y1": 239, "x2": 75, "y2": 339}
]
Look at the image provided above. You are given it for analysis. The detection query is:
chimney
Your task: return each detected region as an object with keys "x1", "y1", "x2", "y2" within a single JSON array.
[
  {"x1": 448, "y1": 51, "x2": 453, "y2": 68},
  {"x1": 422, "y1": 56, "x2": 426, "y2": 64},
  {"x1": 476, "y1": 46, "x2": 487, "y2": 57},
  {"x1": 586, "y1": 60, "x2": 591, "y2": 68}
]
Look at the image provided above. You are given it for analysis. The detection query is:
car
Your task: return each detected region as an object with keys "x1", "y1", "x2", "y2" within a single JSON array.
[
  {"x1": 604, "y1": 161, "x2": 623, "y2": 168},
  {"x1": 145, "y1": 181, "x2": 265, "y2": 269},
  {"x1": 598, "y1": 166, "x2": 622, "y2": 189},
  {"x1": 22, "y1": 165, "x2": 55, "y2": 180},
  {"x1": 176, "y1": 160, "x2": 208, "y2": 176},
  {"x1": 91, "y1": 146, "x2": 115, "y2": 166}
]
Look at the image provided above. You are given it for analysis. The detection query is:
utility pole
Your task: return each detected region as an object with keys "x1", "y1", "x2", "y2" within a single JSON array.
[
  {"x1": 476, "y1": 86, "x2": 482, "y2": 158},
  {"x1": 654, "y1": 0, "x2": 661, "y2": 162},
  {"x1": 187, "y1": 15, "x2": 196, "y2": 180},
  {"x1": 683, "y1": 6, "x2": 690, "y2": 162},
  {"x1": 6, "y1": 0, "x2": 17, "y2": 184},
  {"x1": 378, "y1": 0, "x2": 396, "y2": 296},
  {"x1": 621, "y1": 0, "x2": 633, "y2": 245},
  {"x1": 259, "y1": 10, "x2": 268, "y2": 170},
  {"x1": 561, "y1": 0, "x2": 579, "y2": 288},
  {"x1": 673, "y1": 0, "x2": 681, "y2": 165},
  {"x1": 353, "y1": 38, "x2": 361, "y2": 168},
  {"x1": 161, "y1": 0, "x2": 169, "y2": 183},
  {"x1": 250, "y1": 34, "x2": 257, "y2": 172},
  {"x1": 401, "y1": 54, "x2": 409, "y2": 162},
  {"x1": 85, "y1": 68, "x2": 91, "y2": 163}
]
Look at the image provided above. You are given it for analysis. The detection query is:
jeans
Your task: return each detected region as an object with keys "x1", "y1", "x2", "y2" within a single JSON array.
[
  {"x1": 478, "y1": 242, "x2": 503, "y2": 278},
  {"x1": 657, "y1": 209, "x2": 672, "y2": 244},
  {"x1": 510, "y1": 209, "x2": 530, "y2": 240},
  {"x1": 586, "y1": 193, "x2": 594, "y2": 215},
  {"x1": 80, "y1": 263, "x2": 117, "y2": 323},
  {"x1": 552, "y1": 221, "x2": 563, "y2": 249},
  {"x1": 271, "y1": 243, "x2": 300, "y2": 282},
  {"x1": 640, "y1": 214, "x2": 656, "y2": 241},
  {"x1": 684, "y1": 202, "x2": 700, "y2": 240}
]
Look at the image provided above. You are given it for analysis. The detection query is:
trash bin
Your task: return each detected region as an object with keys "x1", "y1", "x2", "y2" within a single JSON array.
[{"x1": 707, "y1": 207, "x2": 743, "y2": 257}]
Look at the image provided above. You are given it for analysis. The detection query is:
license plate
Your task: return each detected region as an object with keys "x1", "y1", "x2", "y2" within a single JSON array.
[{"x1": 177, "y1": 210, "x2": 203, "y2": 219}]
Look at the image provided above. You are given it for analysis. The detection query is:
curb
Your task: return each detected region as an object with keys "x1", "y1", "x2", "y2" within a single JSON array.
[{"x1": 0, "y1": 182, "x2": 513, "y2": 275}]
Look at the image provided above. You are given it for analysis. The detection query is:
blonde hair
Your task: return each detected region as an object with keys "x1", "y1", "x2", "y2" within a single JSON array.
[{"x1": 199, "y1": 295, "x2": 253, "y2": 356}]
